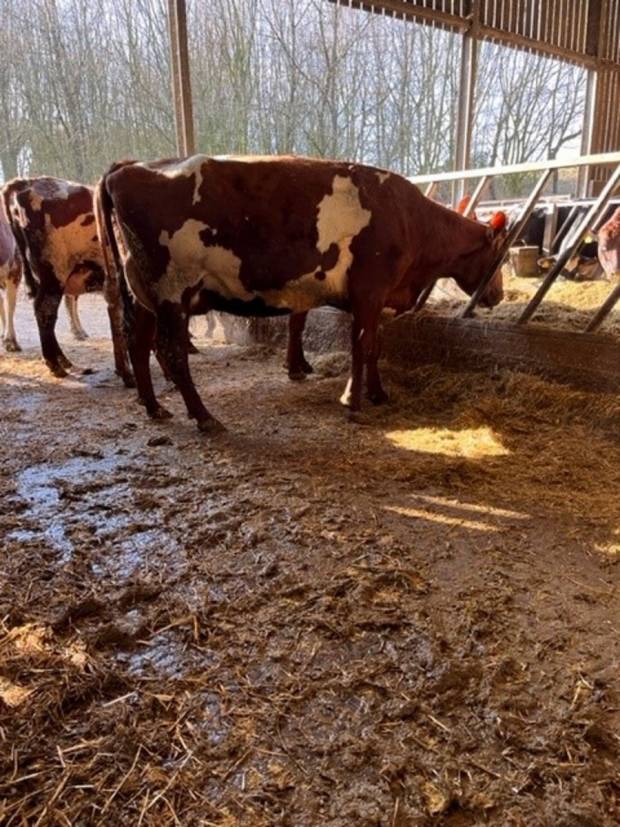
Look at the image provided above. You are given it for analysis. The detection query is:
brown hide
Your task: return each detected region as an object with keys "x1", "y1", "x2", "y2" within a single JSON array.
[
  {"x1": 100, "y1": 155, "x2": 506, "y2": 427},
  {"x1": 104, "y1": 156, "x2": 505, "y2": 314}
]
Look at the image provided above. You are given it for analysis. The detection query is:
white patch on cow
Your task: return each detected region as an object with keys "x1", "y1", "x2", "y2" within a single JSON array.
[
  {"x1": 48, "y1": 180, "x2": 72, "y2": 200},
  {"x1": 151, "y1": 156, "x2": 206, "y2": 205},
  {"x1": 30, "y1": 192, "x2": 44, "y2": 211},
  {"x1": 11, "y1": 203, "x2": 29, "y2": 228},
  {"x1": 315, "y1": 174, "x2": 371, "y2": 291},
  {"x1": 42, "y1": 212, "x2": 103, "y2": 287},
  {"x1": 376, "y1": 171, "x2": 390, "y2": 185},
  {"x1": 212, "y1": 154, "x2": 283, "y2": 163},
  {"x1": 158, "y1": 219, "x2": 249, "y2": 304},
  {"x1": 261, "y1": 175, "x2": 372, "y2": 312}
]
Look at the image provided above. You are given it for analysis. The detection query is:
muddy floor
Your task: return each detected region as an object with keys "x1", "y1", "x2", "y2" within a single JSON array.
[{"x1": 1, "y1": 295, "x2": 619, "y2": 826}]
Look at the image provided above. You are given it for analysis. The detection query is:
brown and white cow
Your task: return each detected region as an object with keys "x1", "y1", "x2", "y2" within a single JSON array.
[
  {"x1": 96, "y1": 155, "x2": 506, "y2": 431},
  {"x1": 596, "y1": 206, "x2": 620, "y2": 281},
  {"x1": 2, "y1": 176, "x2": 133, "y2": 383},
  {"x1": 0, "y1": 210, "x2": 22, "y2": 352}
]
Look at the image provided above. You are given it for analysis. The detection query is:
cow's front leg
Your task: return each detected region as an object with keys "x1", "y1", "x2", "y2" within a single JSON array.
[
  {"x1": 103, "y1": 273, "x2": 135, "y2": 388},
  {"x1": 2, "y1": 276, "x2": 21, "y2": 352},
  {"x1": 340, "y1": 314, "x2": 366, "y2": 414},
  {"x1": 366, "y1": 325, "x2": 388, "y2": 405},
  {"x1": 156, "y1": 303, "x2": 224, "y2": 433},
  {"x1": 33, "y1": 288, "x2": 68, "y2": 377},
  {"x1": 286, "y1": 311, "x2": 313, "y2": 380}
]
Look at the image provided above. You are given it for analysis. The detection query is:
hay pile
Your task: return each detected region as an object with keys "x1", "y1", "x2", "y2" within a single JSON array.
[{"x1": 431, "y1": 268, "x2": 620, "y2": 336}]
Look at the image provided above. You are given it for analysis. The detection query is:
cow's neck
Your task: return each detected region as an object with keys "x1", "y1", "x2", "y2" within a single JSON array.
[{"x1": 412, "y1": 193, "x2": 487, "y2": 273}]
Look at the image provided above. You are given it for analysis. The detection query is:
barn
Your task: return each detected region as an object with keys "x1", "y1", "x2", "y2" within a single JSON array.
[{"x1": 1, "y1": 1, "x2": 619, "y2": 824}]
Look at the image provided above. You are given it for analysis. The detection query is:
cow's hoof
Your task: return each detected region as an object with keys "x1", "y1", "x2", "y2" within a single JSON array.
[
  {"x1": 49, "y1": 365, "x2": 69, "y2": 379},
  {"x1": 80, "y1": 367, "x2": 95, "y2": 376},
  {"x1": 120, "y1": 372, "x2": 136, "y2": 389},
  {"x1": 73, "y1": 331, "x2": 89, "y2": 341},
  {"x1": 197, "y1": 416, "x2": 226, "y2": 434},
  {"x1": 347, "y1": 410, "x2": 365, "y2": 424},
  {"x1": 3, "y1": 338, "x2": 21, "y2": 352},
  {"x1": 288, "y1": 370, "x2": 307, "y2": 381},
  {"x1": 339, "y1": 378, "x2": 353, "y2": 407},
  {"x1": 367, "y1": 388, "x2": 389, "y2": 405},
  {"x1": 148, "y1": 405, "x2": 173, "y2": 420},
  {"x1": 287, "y1": 360, "x2": 313, "y2": 379}
]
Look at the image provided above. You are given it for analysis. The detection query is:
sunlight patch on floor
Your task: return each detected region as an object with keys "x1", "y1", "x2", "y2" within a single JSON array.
[
  {"x1": 411, "y1": 493, "x2": 527, "y2": 520},
  {"x1": 385, "y1": 426, "x2": 510, "y2": 459},
  {"x1": 385, "y1": 504, "x2": 499, "y2": 532}
]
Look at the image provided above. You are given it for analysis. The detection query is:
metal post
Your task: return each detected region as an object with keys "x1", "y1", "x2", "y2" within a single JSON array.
[
  {"x1": 414, "y1": 280, "x2": 436, "y2": 312},
  {"x1": 424, "y1": 182, "x2": 438, "y2": 199},
  {"x1": 167, "y1": 0, "x2": 195, "y2": 156},
  {"x1": 462, "y1": 175, "x2": 490, "y2": 217},
  {"x1": 541, "y1": 203, "x2": 558, "y2": 255},
  {"x1": 518, "y1": 165, "x2": 620, "y2": 324},
  {"x1": 462, "y1": 168, "x2": 553, "y2": 318},
  {"x1": 550, "y1": 203, "x2": 579, "y2": 252},
  {"x1": 585, "y1": 282, "x2": 620, "y2": 333}
]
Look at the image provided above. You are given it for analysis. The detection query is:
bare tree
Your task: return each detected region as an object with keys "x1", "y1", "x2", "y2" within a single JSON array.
[{"x1": 0, "y1": 0, "x2": 587, "y2": 191}]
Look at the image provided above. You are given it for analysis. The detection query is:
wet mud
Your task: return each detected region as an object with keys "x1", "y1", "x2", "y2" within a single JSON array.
[{"x1": 0, "y1": 295, "x2": 619, "y2": 825}]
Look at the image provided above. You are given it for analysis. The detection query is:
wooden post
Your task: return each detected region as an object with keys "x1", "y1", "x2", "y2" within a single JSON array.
[
  {"x1": 453, "y1": 2, "x2": 478, "y2": 205},
  {"x1": 167, "y1": 0, "x2": 195, "y2": 157}
]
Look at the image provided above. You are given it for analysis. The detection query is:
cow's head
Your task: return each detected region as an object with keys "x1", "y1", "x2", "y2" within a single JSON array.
[{"x1": 452, "y1": 211, "x2": 507, "y2": 307}]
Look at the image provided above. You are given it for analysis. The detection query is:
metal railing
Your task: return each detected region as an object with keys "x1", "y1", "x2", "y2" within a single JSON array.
[{"x1": 409, "y1": 151, "x2": 620, "y2": 333}]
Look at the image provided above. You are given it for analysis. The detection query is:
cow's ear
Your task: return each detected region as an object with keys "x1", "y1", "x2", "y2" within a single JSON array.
[
  {"x1": 456, "y1": 195, "x2": 471, "y2": 215},
  {"x1": 487, "y1": 211, "x2": 507, "y2": 236}
]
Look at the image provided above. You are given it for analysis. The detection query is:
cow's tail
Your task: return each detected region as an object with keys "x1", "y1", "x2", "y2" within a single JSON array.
[
  {"x1": 94, "y1": 161, "x2": 141, "y2": 340},
  {"x1": 1, "y1": 181, "x2": 38, "y2": 298},
  {"x1": 94, "y1": 161, "x2": 136, "y2": 287}
]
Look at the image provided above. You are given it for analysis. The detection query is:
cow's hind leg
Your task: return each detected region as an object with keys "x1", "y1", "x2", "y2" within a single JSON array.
[
  {"x1": 129, "y1": 304, "x2": 172, "y2": 420},
  {"x1": 65, "y1": 295, "x2": 88, "y2": 340},
  {"x1": 33, "y1": 288, "x2": 69, "y2": 377},
  {"x1": 2, "y1": 275, "x2": 21, "y2": 351},
  {"x1": 156, "y1": 303, "x2": 223, "y2": 433},
  {"x1": 286, "y1": 312, "x2": 313, "y2": 380},
  {"x1": 103, "y1": 271, "x2": 135, "y2": 387}
]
